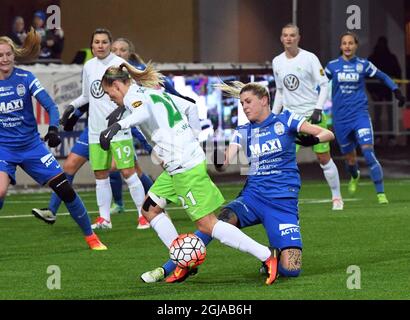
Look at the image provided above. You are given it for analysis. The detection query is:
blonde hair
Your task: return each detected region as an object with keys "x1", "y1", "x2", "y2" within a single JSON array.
[
  {"x1": 282, "y1": 23, "x2": 300, "y2": 35},
  {"x1": 214, "y1": 81, "x2": 271, "y2": 105},
  {"x1": 0, "y1": 27, "x2": 40, "y2": 62},
  {"x1": 114, "y1": 38, "x2": 145, "y2": 65},
  {"x1": 102, "y1": 61, "x2": 164, "y2": 88}
]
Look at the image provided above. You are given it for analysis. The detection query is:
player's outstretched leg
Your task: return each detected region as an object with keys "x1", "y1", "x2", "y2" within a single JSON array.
[
  {"x1": 362, "y1": 147, "x2": 388, "y2": 204},
  {"x1": 109, "y1": 170, "x2": 125, "y2": 214}
]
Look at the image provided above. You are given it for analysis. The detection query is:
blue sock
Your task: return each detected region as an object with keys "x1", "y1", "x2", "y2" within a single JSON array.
[
  {"x1": 139, "y1": 173, "x2": 153, "y2": 194},
  {"x1": 278, "y1": 263, "x2": 301, "y2": 277},
  {"x1": 49, "y1": 174, "x2": 74, "y2": 215},
  {"x1": 362, "y1": 148, "x2": 384, "y2": 193},
  {"x1": 345, "y1": 162, "x2": 359, "y2": 179},
  {"x1": 0, "y1": 198, "x2": 4, "y2": 210},
  {"x1": 109, "y1": 171, "x2": 123, "y2": 207},
  {"x1": 64, "y1": 194, "x2": 93, "y2": 236},
  {"x1": 162, "y1": 230, "x2": 213, "y2": 276}
]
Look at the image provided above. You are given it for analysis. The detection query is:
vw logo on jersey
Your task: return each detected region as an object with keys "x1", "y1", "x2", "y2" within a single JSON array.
[
  {"x1": 283, "y1": 74, "x2": 299, "y2": 91},
  {"x1": 16, "y1": 84, "x2": 26, "y2": 97},
  {"x1": 90, "y1": 80, "x2": 105, "y2": 98},
  {"x1": 356, "y1": 63, "x2": 363, "y2": 73},
  {"x1": 274, "y1": 122, "x2": 285, "y2": 136}
]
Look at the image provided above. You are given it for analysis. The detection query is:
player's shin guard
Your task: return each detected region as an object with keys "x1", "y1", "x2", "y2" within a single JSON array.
[
  {"x1": 320, "y1": 159, "x2": 342, "y2": 199},
  {"x1": 109, "y1": 171, "x2": 123, "y2": 207},
  {"x1": 65, "y1": 195, "x2": 93, "y2": 236},
  {"x1": 124, "y1": 173, "x2": 145, "y2": 217},
  {"x1": 96, "y1": 178, "x2": 112, "y2": 222},
  {"x1": 345, "y1": 162, "x2": 359, "y2": 179},
  {"x1": 150, "y1": 212, "x2": 178, "y2": 248},
  {"x1": 49, "y1": 174, "x2": 74, "y2": 215},
  {"x1": 278, "y1": 263, "x2": 301, "y2": 277},
  {"x1": 211, "y1": 220, "x2": 271, "y2": 261},
  {"x1": 362, "y1": 148, "x2": 384, "y2": 193}
]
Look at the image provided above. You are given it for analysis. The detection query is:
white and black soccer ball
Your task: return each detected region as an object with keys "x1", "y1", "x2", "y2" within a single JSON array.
[{"x1": 169, "y1": 233, "x2": 207, "y2": 269}]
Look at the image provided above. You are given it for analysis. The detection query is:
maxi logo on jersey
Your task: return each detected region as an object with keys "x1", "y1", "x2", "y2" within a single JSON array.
[
  {"x1": 0, "y1": 99, "x2": 24, "y2": 114},
  {"x1": 90, "y1": 80, "x2": 105, "y2": 98},
  {"x1": 337, "y1": 72, "x2": 359, "y2": 83},
  {"x1": 249, "y1": 138, "x2": 282, "y2": 157}
]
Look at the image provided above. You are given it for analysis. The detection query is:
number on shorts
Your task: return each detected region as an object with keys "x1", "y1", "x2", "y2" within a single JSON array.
[
  {"x1": 178, "y1": 191, "x2": 197, "y2": 209},
  {"x1": 150, "y1": 92, "x2": 183, "y2": 128},
  {"x1": 115, "y1": 145, "x2": 132, "y2": 159}
]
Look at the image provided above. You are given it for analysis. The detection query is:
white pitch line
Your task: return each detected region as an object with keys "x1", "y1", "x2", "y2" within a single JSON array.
[{"x1": 0, "y1": 198, "x2": 361, "y2": 219}]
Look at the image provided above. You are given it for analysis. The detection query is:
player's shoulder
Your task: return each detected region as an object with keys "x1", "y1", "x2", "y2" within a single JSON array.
[
  {"x1": 327, "y1": 58, "x2": 340, "y2": 66},
  {"x1": 356, "y1": 57, "x2": 368, "y2": 64},
  {"x1": 124, "y1": 84, "x2": 148, "y2": 106},
  {"x1": 272, "y1": 52, "x2": 286, "y2": 64},
  {"x1": 276, "y1": 109, "x2": 304, "y2": 124},
  {"x1": 235, "y1": 123, "x2": 251, "y2": 132},
  {"x1": 13, "y1": 67, "x2": 33, "y2": 78},
  {"x1": 299, "y1": 48, "x2": 319, "y2": 60}
]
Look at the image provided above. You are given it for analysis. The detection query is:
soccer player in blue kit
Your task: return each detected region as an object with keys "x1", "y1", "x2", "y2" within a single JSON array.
[
  {"x1": 0, "y1": 29, "x2": 106, "y2": 250},
  {"x1": 325, "y1": 32, "x2": 405, "y2": 204},
  {"x1": 141, "y1": 81, "x2": 335, "y2": 283}
]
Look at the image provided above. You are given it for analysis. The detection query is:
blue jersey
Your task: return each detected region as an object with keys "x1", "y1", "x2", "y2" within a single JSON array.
[
  {"x1": 0, "y1": 67, "x2": 59, "y2": 149},
  {"x1": 231, "y1": 110, "x2": 305, "y2": 201},
  {"x1": 325, "y1": 56, "x2": 397, "y2": 123}
]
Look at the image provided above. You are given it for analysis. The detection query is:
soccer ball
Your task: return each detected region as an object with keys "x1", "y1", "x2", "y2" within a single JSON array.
[{"x1": 169, "y1": 233, "x2": 206, "y2": 269}]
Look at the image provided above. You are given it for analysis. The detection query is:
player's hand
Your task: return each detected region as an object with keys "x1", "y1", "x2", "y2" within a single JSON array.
[
  {"x1": 106, "y1": 106, "x2": 126, "y2": 127},
  {"x1": 99, "y1": 123, "x2": 121, "y2": 151},
  {"x1": 60, "y1": 105, "x2": 80, "y2": 131},
  {"x1": 213, "y1": 148, "x2": 226, "y2": 172},
  {"x1": 44, "y1": 126, "x2": 62, "y2": 148},
  {"x1": 295, "y1": 134, "x2": 320, "y2": 147},
  {"x1": 393, "y1": 89, "x2": 406, "y2": 108},
  {"x1": 309, "y1": 109, "x2": 322, "y2": 124}
]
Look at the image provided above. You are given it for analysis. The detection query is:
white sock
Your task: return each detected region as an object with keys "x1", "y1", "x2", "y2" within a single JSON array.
[
  {"x1": 150, "y1": 213, "x2": 178, "y2": 248},
  {"x1": 124, "y1": 173, "x2": 145, "y2": 218},
  {"x1": 211, "y1": 220, "x2": 271, "y2": 261},
  {"x1": 320, "y1": 158, "x2": 342, "y2": 199},
  {"x1": 96, "y1": 178, "x2": 112, "y2": 222}
]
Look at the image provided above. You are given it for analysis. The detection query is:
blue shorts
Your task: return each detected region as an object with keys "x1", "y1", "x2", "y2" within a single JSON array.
[
  {"x1": 224, "y1": 195, "x2": 302, "y2": 250},
  {"x1": 71, "y1": 127, "x2": 89, "y2": 159},
  {"x1": 0, "y1": 140, "x2": 63, "y2": 185},
  {"x1": 333, "y1": 114, "x2": 374, "y2": 154}
]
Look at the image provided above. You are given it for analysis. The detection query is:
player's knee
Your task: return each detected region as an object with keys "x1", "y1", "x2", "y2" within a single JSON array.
[
  {"x1": 48, "y1": 174, "x2": 77, "y2": 203},
  {"x1": 142, "y1": 196, "x2": 158, "y2": 216},
  {"x1": 217, "y1": 208, "x2": 239, "y2": 227},
  {"x1": 361, "y1": 147, "x2": 378, "y2": 166}
]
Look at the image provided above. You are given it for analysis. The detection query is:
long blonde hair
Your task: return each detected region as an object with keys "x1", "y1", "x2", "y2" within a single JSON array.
[
  {"x1": 214, "y1": 81, "x2": 271, "y2": 105},
  {"x1": 102, "y1": 61, "x2": 164, "y2": 88},
  {"x1": 0, "y1": 27, "x2": 40, "y2": 62}
]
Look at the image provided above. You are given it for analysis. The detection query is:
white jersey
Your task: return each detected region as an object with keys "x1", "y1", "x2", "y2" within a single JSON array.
[
  {"x1": 71, "y1": 53, "x2": 129, "y2": 144},
  {"x1": 118, "y1": 84, "x2": 205, "y2": 175},
  {"x1": 272, "y1": 49, "x2": 328, "y2": 117}
]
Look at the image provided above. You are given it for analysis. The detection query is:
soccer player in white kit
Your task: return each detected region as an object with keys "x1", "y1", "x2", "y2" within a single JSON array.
[
  {"x1": 69, "y1": 29, "x2": 146, "y2": 229},
  {"x1": 272, "y1": 24, "x2": 343, "y2": 210}
]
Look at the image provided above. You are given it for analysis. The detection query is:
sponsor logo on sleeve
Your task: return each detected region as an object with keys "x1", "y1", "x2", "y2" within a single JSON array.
[{"x1": 132, "y1": 100, "x2": 143, "y2": 108}]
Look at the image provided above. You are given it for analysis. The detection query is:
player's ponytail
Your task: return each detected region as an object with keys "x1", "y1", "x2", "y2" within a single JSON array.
[
  {"x1": 0, "y1": 27, "x2": 40, "y2": 62},
  {"x1": 214, "y1": 81, "x2": 271, "y2": 105},
  {"x1": 120, "y1": 61, "x2": 164, "y2": 88}
]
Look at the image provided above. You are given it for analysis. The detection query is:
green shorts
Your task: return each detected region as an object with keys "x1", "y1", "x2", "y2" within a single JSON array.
[
  {"x1": 149, "y1": 161, "x2": 225, "y2": 221},
  {"x1": 89, "y1": 139, "x2": 135, "y2": 171},
  {"x1": 296, "y1": 113, "x2": 330, "y2": 154}
]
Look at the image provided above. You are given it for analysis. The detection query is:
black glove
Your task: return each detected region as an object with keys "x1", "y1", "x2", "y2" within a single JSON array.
[
  {"x1": 309, "y1": 109, "x2": 322, "y2": 124},
  {"x1": 295, "y1": 134, "x2": 320, "y2": 147},
  {"x1": 60, "y1": 105, "x2": 80, "y2": 131},
  {"x1": 213, "y1": 148, "x2": 225, "y2": 172},
  {"x1": 99, "y1": 123, "x2": 121, "y2": 151},
  {"x1": 44, "y1": 126, "x2": 62, "y2": 148},
  {"x1": 106, "y1": 106, "x2": 126, "y2": 127},
  {"x1": 393, "y1": 89, "x2": 406, "y2": 108}
]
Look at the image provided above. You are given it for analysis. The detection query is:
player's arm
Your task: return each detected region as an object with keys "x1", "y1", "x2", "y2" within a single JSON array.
[
  {"x1": 272, "y1": 59, "x2": 284, "y2": 115},
  {"x1": 171, "y1": 94, "x2": 201, "y2": 137},
  {"x1": 368, "y1": 62, "x2": 406, "y2": 107},
  {"x1": 310, "y1": 55, "x2": 329, "y2": 124},
  {"x1": 28, "y1": 74, "x2": 61, "y2": 147},
  {"x1": 296, "y1": 121, "x2": 334, "y2": 146}
]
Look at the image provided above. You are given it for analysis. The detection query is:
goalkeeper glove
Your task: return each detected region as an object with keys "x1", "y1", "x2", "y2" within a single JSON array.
[
  {"x1": 100, "y1": 123, "x2": 121, "y2": 151},
  {"x1": 44, "y1": 126, "x2": 61, "y2": 148}
]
